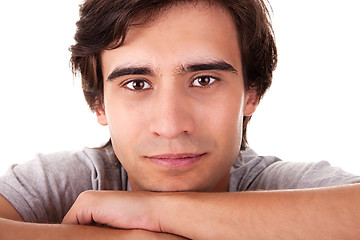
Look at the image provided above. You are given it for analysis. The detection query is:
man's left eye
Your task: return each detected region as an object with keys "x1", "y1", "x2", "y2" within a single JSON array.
[{"x1": 192, "y1": 76, "x2": 217, "y2": 87}]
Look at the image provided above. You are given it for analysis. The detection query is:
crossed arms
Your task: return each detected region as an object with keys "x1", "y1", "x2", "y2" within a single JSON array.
[{"x1": 1, "y1": 183, "x2": 360, "y2": 239}]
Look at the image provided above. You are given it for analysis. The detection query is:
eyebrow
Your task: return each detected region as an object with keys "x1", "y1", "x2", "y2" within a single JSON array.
[
  {"x1": 107, "y1": 60, "x2": 238, "y2": 81},
  {"x1": 180, "y1": 61, "x2": 238, "y2": 75},
  {"x1": 107, "y1": 66, "x2": 155, "y2": 81}
]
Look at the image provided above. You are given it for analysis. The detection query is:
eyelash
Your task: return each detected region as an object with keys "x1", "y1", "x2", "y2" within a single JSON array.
[
  {"x1": 190, "y1": 76, "x2": 218, "y2": 88},
  {"x1": 120, "y1": 79, "x2": 152, "y2": 92},
  {"x1": 120, "y1": 75, "x2": 219, "y2": 91}
]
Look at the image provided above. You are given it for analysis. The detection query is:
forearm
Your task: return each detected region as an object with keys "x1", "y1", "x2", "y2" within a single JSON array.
[
  {"x1": 158, "y1": 184, "x2": 360, "y2": 240},
  {"x1": 62, "y1": 185, "x2": 360, "y2": 239},
  {"x1": 0, "y1": 218, "x2": 186, "y2": 240}
]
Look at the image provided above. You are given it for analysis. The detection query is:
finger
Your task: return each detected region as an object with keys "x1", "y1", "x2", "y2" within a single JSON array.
[{"x1": 62, "y1": 191, "x2": 97, "y2": 225}]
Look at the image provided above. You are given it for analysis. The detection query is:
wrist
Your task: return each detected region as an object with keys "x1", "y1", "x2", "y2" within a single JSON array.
[{"x1": 153, "y1": 192, "x2": 210, "y2": 239}]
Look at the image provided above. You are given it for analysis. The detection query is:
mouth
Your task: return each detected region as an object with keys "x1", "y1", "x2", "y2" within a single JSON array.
[{"x1": 145, "y1": 153, "x2": 206, "y2": 168}]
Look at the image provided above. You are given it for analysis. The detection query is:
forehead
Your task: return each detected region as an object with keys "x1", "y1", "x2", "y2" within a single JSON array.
[{"x1": 101, "y1": 1, "x2": 242, "y2": 75}]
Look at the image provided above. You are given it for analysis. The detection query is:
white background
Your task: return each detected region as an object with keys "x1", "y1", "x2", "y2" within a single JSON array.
[{"x1": 0, "y1": 0, "x2": 359, "y2": 175}]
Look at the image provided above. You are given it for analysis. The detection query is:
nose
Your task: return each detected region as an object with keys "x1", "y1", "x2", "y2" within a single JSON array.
[{"x1": 149, "y1": 88, "x2": 195, "y2": 139}]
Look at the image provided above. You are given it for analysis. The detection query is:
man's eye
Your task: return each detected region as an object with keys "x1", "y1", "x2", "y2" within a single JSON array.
[
  {"x1": 124, "y1": 80, "x2": 151, "y2": 91},
  {"x1": 192, "y1": 76, "x2": 217, "y2": 87}
]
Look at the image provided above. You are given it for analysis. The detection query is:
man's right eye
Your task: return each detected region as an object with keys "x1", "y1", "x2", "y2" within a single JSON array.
[{"x1": 123, "y1": 80, "x2": 152, "y2": 91}]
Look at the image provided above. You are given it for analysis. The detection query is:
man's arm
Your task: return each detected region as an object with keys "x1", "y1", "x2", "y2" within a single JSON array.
[
  {"x1": 0, "y1": 195, "x2": 187, "y2": 239},
  {"x1": 0, "y1": 195, "x2": 23, "y2": 222},
  {"x1": 0, "y1": 218, "x2": 188, "y2": 240},
  {"x1": 63, "y1": 184, "x2": 360, "y2": 240}
]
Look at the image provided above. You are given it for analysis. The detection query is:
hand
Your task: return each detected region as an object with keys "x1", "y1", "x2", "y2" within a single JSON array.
[{"x1": 62, "y1": 191, "x2": 161, "y2": 232}]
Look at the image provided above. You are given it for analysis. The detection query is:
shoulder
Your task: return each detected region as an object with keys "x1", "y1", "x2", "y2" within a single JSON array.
[
  {"x1": 0, "y1": 145, "x2": 124, "y2": 199},
  {"x1": 230, "y1": 148, "x2": 360, "y2": 191},
  {"x1": 31, "y1": 146, "x2": 123, "y2": 190},
  {"x1": 6, "y1": 147, "x2": 116, "y2": 179},
  {"x1": 0, "y1": 146, "x2": 124, "y2": 223},
  {"x1": 229, "y1": 148, "x2": 281, "y2": 191}
]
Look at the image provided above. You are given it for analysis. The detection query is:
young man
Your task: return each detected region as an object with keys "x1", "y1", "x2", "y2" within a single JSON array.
[{"x1": 0, "y1": 0, "x2": 359, "y2": 239}]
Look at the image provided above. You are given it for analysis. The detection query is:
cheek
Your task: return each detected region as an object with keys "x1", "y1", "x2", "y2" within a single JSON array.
[
  {"x1": 205, "y1": 92, "x2": 243, "y2": 134},
  {"x1": 203, "y1": 92, "x2": 244, "y2": 156},
  {"x1": 105, "y1": 101, "x2": 147, "y2": 172},
  {"x1": 103, "y1": 93, "x2": 147, "y2": 151}
]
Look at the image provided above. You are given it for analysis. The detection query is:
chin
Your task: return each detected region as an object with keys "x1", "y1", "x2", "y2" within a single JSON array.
[{"x1": 143, "y1": 181, "x2": 211, "y2": 192}]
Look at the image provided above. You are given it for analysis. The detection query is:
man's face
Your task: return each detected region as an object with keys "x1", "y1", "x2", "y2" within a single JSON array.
[{"x1": 98, "y1": 2, "x2": 257, "y2": 192}]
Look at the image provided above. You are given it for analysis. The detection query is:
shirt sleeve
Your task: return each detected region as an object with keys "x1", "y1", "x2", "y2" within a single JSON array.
[
  {"x1": 0, "y1": 150, "x2": 96, "y2": 223},
  {"x1": 231, "y1": 149, "x2": 360, "y2": 191}
]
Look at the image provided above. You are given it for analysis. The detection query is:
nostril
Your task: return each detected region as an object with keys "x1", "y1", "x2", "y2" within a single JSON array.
[{"x1": 149, "y1": 116, "x2": 194, "y2": 139}]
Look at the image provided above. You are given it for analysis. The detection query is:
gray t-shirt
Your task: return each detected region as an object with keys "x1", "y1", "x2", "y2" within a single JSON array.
[{"x1": 0, "y1": 146, "x2": 359, "y2": 223}]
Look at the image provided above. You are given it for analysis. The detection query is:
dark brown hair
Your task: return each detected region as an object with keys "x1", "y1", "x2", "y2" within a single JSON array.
[{"x1": 70, "y1": 0, "x2": 277, "y2": 151}]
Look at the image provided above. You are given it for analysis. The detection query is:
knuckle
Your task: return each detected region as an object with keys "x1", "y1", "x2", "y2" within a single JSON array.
[{"x1": 77, "y1": 190, "x2": 97, "y2": 205}]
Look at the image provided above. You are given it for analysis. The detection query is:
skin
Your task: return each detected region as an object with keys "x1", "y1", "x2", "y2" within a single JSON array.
[
  {"x1": 1, "y1": 2, "x2": 360, "y2": 240},
  {"x1": 97, "y1": 2, "x2": 258, "y2": 192},
  {"x1": 63, "y1": 185, "x2": 360, "y2": 240}
]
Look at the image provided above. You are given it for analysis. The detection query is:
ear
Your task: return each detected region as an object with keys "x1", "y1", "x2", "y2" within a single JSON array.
[
  {"x1": 96, "y1": 105, "x2": 108, "y2": 126},
  {"x1": 243, "y1": 89, "x2": 259, "y2": 116}
]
